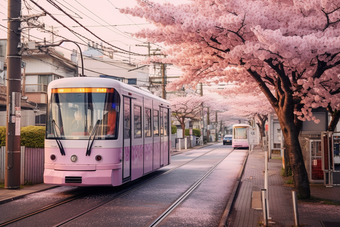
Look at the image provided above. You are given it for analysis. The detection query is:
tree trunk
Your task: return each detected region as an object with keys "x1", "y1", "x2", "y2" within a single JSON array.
[
  {"x1": 283, "y1": 141, "x2": 291, "y2": 176},
  {"x1": 247, "y1": 66, "x2": 310, "y2": 198},
  {"x1": 328, "y1": 110, "x2": 340, "y2": 132},
  {"x1": 255, "y1": 114, "x2": 267, "y2": 144},
  {"x1": 277, "y1": 112, "x2": 310, "y2": 199},
  {"x1": 180, "y1": 120, "x2": 186, "y2": 138}
]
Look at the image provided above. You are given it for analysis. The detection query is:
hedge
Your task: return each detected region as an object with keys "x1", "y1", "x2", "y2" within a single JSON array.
[
  {"x1": 185, "y1": 128, "x2": 201, "y2": 137},
  {"x1": 171, "y1": 125, "x2": 177, "y2": 134},
  {"x1": 0, "y1": 126, "x2": 45, "y2": 148}
]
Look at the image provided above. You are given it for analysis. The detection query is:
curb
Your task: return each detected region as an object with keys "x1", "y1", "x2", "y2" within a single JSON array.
[
  {"x1": 0, "y1": 185, "x2": 58, "y2": 205},
  {"x1": 218, "y1": 150, "x2": 250, "y2": 227}
]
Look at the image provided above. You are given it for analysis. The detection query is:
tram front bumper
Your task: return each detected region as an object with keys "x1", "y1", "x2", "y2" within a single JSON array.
[{"x1": 44, "y1": 163, "x2": 122, "y2": 186}]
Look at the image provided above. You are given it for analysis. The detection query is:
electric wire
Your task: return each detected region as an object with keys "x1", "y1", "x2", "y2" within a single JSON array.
[
  {"x1": 45, "y1": 0, "x2": 147, "y2": 56},
  {"x1": 65, "y1": 0, "x2": 142, "y2": 43},
  {"x1": 20, "y1": 31, "x2": 153, "y2": 84},
  {"x1": 28, "y1": 0, "x2": 147, "y2": 57},
  {"x1": 1, "y1": 4, "x2": 173, "y2": 86},
  {"x1": 19, "y1": 26, "x2": 144, "y2": 67}
]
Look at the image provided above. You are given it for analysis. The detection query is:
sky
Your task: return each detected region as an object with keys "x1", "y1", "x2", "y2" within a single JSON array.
[
  {"x1": 0, "y1": 0, "x2": 227, "y2": 97},
  {"x1": 0, "y1": 0, "x2": 187, "y2": 62}
]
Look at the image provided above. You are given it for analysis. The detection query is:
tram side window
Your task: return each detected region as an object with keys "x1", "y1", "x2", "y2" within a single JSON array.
[
  {"x1": 145, "y1": 108, "x2": 151, "y2": 137},
  {"x1": 164, "y1": 109, "x2": 168, "y2": 136},
  {"x1": 160, "y1": 110, "x2": 164, "y2": 136},
  {"x1": 124, "y1": 97, "x2": 130, "y2": 139},
  {"x1": 134, "y1": 106, "x2": 142, "y2": 138},
  {"x1": 154, "y1": 110, "x2": 159, "y2": 136}
]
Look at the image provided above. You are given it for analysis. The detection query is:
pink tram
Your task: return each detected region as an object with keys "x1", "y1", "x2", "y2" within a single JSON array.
[
  {"x1": 44, "y1": 77, "x2": 171, "y2": 186},
  {"x1": 232, "y1": 124, "x2": 250, "y2": 148}
]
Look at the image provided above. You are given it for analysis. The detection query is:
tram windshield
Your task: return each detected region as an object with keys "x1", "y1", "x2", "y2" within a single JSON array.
[
  {"x1": 46, "y1": 87, "x2": 120, "y2": 140},
  {"x1": 234, "y1": 127, "x2": 248, "y2": 139}
]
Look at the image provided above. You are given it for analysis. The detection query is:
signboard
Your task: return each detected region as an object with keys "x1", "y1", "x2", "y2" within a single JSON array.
[{"x1": 248, "y1": 128, "x2": 259, "y2": 145}]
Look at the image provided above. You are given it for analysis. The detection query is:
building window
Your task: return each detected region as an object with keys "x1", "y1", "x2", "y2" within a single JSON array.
[
  {"x1": 35, "y1": 114, "x2": 46, "y2": 125},
  {"x1": 128, "y1": 78, "x2": 137, "y2": 85}
]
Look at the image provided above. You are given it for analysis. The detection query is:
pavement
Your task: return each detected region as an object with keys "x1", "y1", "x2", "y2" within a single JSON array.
[
  {"x1": 227, "y1": 146, "x2": 340, "y2": 227},
  {"x1": 1, "y1": 143, "x2": 340, "y2": 227}
]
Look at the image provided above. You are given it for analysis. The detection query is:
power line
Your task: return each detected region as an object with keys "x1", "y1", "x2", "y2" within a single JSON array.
[
  {"x1": 72, "y1": 0, "x2": 144, "y2": 43},
  {"x1": 29, "y1": 0, "x2": 148, "y2": 56},
  {"x1": 50, "y1": 0, "x2": 83, "y2": 19},
  {"x1": 106, "y1": 0, "x2": 166, "y2": 51},
  {"x1": 46, "y1": 0, "x2": 147, "y2": 55},
  {"x1": 19, "y1": 31, "x2": 152, "y2": 83}
]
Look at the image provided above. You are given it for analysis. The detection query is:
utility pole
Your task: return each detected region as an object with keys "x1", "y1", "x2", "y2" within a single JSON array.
[
  {"x1": 200, "y1": 83, "x2": 204, "y2": 144},
  {"x1": 161, "y1": 63, "x2": 166, "y2": 99},
  {"x1": 5, "y1": 0, "x2": 22, "y2": 189},
  {"x1": 215, "y1": 111, "x2": 218, "y2": 142},
  {"x1": 207, "y1": 107, "x2": 210, "y2": 142}
]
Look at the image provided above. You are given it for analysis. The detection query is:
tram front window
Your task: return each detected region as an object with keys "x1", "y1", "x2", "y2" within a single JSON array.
[
  {"x1": 46, "y1": 88, "x2": 120, "y2": 140},
  {"x1": 234, "y1": 127, "x2": 247, "y2": 139}
]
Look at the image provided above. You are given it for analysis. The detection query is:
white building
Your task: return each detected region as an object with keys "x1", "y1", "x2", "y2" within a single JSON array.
[{"x1": 0, "y1": 41, "x2": 153, "y2": 126}]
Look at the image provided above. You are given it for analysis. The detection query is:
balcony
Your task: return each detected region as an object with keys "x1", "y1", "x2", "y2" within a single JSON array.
[{"x1": 24, "y1": 84, "x2": 47, "y2": 93}]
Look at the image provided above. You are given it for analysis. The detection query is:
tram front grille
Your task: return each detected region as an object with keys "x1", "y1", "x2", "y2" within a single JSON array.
[{"x1": 65, "y1": 176, "x2": 82, "y2": 183}]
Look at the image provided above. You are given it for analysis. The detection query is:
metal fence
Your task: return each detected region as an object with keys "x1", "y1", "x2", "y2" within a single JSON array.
[{"x1": 0, "y1": 147, "x2": 44, "y2": 185}]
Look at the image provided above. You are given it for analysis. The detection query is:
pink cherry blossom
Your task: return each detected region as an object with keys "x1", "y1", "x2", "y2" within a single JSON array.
[{"x1": 123, "y1": 0, "x2": 340, "y2": 198}]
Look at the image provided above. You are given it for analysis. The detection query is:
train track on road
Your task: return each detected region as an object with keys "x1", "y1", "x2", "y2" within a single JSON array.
[
  {"x1": 0, "y1": 144, "x2": 226, "y2": 227},
  {"x1": 147, "y1": 147, "x2": 235, "y2": 227},
  {"x1": 0, "y1": 146, "x2": 243, "y2": 227}
]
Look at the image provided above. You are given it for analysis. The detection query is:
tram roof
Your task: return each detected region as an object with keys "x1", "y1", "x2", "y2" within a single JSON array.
[
  {"x1": 232, "y1": 123, "x2": 251, "y2": 127},
  {"x1": 48, "y1": 77, "x2": 170, "y2": 105}
]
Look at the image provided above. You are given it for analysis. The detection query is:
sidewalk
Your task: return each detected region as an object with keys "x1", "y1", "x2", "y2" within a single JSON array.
[
  {"x1": 227, "y1": 146, "x2": 340, "y2": 227},
  {"x1": 0, "y1": 183, "x2": 56, "y2": 204}
]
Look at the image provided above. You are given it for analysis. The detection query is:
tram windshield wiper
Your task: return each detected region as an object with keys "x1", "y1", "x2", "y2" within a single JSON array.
[
  {"x1": 86, "y1": 119, "x2": 100, "y2": 156},
  {"x1": 52, "y1": 120, "x2": 65, "y2": 156}
]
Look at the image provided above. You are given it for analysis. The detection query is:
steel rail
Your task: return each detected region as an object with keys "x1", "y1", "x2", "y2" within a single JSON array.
[
  {"x1": 0, "y1": 144, "x2": 222, "y2": 227},
  {"x1": 0, "y1": 188, "x2": 94, "y2": 227},
  {"x1": 147, "y1": 148, "x2": 234, "y2": 227},
  {"x1": 53, "y1": 144, "x2": 223, "y2": 227}
]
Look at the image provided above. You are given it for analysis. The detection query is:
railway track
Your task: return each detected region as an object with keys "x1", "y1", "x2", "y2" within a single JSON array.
[
  {"x1": 147, "y1": 148, "x2": 234, "y2": 227},
  {"x1": 0, "y1": 144, "x2": 244, "y2": 227}
]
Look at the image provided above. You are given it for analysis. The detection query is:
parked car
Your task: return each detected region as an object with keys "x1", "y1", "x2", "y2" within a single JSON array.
[{"x1": 223, "y1": 135, "x2": 232, "y2": 145}]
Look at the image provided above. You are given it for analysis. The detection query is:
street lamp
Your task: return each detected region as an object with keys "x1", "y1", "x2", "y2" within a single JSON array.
[{"x1": 41, "y1": 40, "x2": 84, "y2": 76}]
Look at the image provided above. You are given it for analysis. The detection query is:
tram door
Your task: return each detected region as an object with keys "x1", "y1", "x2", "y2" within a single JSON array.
[
  {"x1": 160, "y1": 107, "x2": 170, "y2": 166},
  {"x1": 123, "y1": 97, "x2": 131, "y2": 181},
  {"x1": 160, "y1": 108, "x2": 164, "y2": 166}
]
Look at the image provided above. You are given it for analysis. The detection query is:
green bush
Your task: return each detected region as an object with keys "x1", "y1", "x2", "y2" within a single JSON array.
[
  {"x1": 171, "y1": 125, "x2": 177, "y2": 134},
  {"x1": 185, "y1": 128, "x2": 201, "y2": 137},
  {"x1": 0, "y1": 126, "x2": 5, "y2": 147},
  {"x1": 0, "y1": 126, "x2": 45, "y2": 148}
]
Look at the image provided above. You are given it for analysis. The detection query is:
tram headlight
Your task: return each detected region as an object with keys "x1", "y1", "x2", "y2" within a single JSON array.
[
  {"x1": 50, "y1": 154, "x2": 56, "y2": 161},
  {"x1": 70, "y1": 155, "x2": 78, "y2": 162},
  {"x1": 95, "y1": 155, "x2": 102, "y2": 162}
]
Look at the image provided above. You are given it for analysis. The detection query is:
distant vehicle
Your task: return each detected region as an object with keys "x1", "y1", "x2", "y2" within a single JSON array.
[
  {"x1": 223, "y1": 135, "x2": 232, "y2": 145},
  {"x1": 232, "y1": 124, "x2": 251, "y2": 148},
  {"x1": 44, "y1": 77, "x2": 171, "y2": 187}
]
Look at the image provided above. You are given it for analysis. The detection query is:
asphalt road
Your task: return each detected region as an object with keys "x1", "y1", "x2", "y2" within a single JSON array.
[{"x1": 0, "y1": 143, "x2": 248, "y2": 227}]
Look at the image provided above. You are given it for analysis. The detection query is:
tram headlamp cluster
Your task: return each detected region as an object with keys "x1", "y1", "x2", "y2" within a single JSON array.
[
  {"x1": 50, "y1": 154, "x2": 56, "y2": 161},
  {"x1": 52, "y1": 154, "x2": 102, "y2": 162},
  {"x1": 51, "y1": 88, "x2": 114, "y2": 93},
  {"x1": 70, "y1": 155, "x2": 78, "y2": 162},
  {"x1": 95, "y1": 155, "x2": 102, "y2": 162}
]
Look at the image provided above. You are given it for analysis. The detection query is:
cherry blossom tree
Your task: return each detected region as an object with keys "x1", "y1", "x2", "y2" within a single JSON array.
[
  {"x1": 295, "y1": 77, "x2": 340, "y2": 131},
  {"x1": 122, "y1": 0, "x2": 340, "y2": 198},
  {"x1": 170, "y1": 95, "x2": 205, "y2": 138},
  {"x1": 220, "y1": 93, "x2": 273, "y2": 141},
  {"x1": 170, "y1": 94, "x2": 228, "y2": 138}
]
